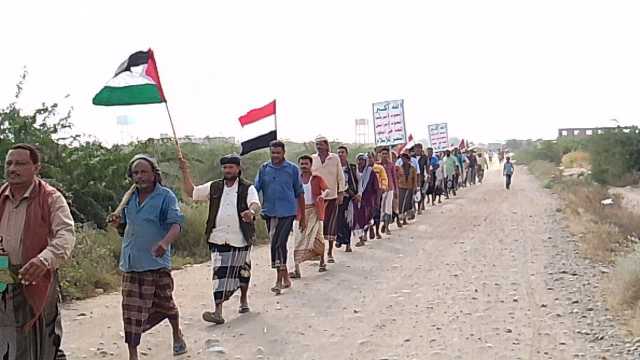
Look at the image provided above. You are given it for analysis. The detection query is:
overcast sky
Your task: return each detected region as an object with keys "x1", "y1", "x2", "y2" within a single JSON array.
[{"x1": 3, "y1": 0, "x2": 640, "y2": 146}]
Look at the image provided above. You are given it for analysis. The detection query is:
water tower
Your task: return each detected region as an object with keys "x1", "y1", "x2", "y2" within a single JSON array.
[
  {"x1": 355, "y1": 118, "x2": 370, "y2": 144},
  {"x1": 116, "y1": 115, "x2": 134, "y2": 144}
]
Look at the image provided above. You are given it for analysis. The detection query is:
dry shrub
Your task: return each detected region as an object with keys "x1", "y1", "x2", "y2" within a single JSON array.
[
  {"x1": 556, "y1": 178, "x2": 608, "y2": 211},
  {"x1": 557, "y1": 178, "x2": 640, "y2": 261},
  {"x1": 528, "y1": 160, "x2": 561, "y2": 181},
  {"x1": 609, "y1": 172, "x2": 640, "y2": 188},
  {"x1": 561, "y1": 150, "x2": 591, "y2": 169},
  {"x1": 609, "y1": 248, "x2": 640, "y2": 312},
  {"x1": 582, "y1": 222, "x2": 623, "y2": 262}
]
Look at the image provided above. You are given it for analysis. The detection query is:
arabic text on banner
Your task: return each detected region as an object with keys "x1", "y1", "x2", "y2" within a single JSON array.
[
  {"x1": 428, "y1": 123, "x2": 449, "y2": 151},
  {"x1": 372, "y1": 99, "x2": 406, "y2": 146}
]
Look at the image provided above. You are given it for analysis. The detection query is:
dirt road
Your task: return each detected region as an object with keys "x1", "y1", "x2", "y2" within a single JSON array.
[{"x1": 61, "y1": 169, "x2": 636, "y2": 359}]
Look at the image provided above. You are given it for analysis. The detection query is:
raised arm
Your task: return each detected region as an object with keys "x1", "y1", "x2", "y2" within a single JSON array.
[{"x1": 178, "y1": 157, "x2": 195, "y2": 199}]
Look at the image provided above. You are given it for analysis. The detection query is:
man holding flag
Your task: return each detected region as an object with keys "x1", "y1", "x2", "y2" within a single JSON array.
[
  {"x1": 179, "y1": 154, "x2": 260, "y2": 325},
  {"x1": 96, "y1": 50, "x2": 187, "y2": 359}
]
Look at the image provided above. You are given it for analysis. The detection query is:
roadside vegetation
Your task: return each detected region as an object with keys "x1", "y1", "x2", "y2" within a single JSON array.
[
  {"x1": 0, "y1": 72, "x2": 371, "y2": 300},
  {"x1": 516, "y1": 129, "x2": 640, "y2": 335}
]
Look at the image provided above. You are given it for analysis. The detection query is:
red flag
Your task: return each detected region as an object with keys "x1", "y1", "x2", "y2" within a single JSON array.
[
  {"x1": 458, "y1": 138, "x2": 466, "y2": 150},
  {"x1": 238, "y1": 100, "x2": 277, "y2": 155},
  {"x1": 239, "y1": 100, "x2": 276, "y2": 127},
  {"x1": 396, "y1": 134, "x2": 415, "y2": 155}
]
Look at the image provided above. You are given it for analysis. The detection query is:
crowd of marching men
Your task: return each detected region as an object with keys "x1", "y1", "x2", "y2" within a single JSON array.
[{"x1": 0, "y1": 139, "x2": 514, "y2": 360}]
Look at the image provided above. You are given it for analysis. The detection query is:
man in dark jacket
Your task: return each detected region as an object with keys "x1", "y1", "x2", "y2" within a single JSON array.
[{"x1": 180, "y1": 154, "x2": 261, "y2": 325}]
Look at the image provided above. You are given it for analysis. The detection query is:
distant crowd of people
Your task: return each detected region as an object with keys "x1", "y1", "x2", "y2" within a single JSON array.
[{"x1": 0, "y1": 139, "x2": 515, "y2": 360}]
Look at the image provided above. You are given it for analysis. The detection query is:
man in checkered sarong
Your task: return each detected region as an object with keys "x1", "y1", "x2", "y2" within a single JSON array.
[
  {"x1": 108, "y1": 154, "x2": 187, "y2": 360},
  {"x1": 179, "y1": 154, "x2": 261, "y2": 325}
]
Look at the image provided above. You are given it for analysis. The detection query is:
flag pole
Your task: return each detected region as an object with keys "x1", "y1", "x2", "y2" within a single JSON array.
[
  {"x1": 273, "y1": 99, "x2": 278, "y2": 139},
  {"x1": 163, "y1": 102, "x2": 183, "y2": 159}
]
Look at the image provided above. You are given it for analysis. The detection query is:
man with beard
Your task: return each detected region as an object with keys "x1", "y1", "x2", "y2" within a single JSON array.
[
  {"x1": 0, "y1": 144, "x2": 75, "y2": 360},
  {"x1": 335, "y1": 146, "x2": 358, "y2": 253},
  {"x1": 109, "y1": 154, "x2": 187, "y2": 359},
  {"x1": 311, "y1": 136, "x2": 345, "y2": 264},
  {"x1": 179, "y1": 154, "x2": 261, "y2": 325},
  {"x1": 255, "y1": 141, "x2": 305, "y2": 295}
]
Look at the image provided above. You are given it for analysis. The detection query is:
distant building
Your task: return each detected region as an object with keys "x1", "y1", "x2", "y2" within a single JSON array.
[
  {"x1": 153, "y1": 135, "x2": 236, "y2": 145},
  {"x1": 355, "y1": 118, "x2": 371, "y2": 144},
  {"x1": 558, "y1": 126, "x2": 637, "y2": 138}
]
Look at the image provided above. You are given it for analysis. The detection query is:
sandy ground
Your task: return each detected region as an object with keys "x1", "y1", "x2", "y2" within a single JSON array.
[
  {"x1": 610, "y1": 186, "x2": 640, "y2": 215},
  {"x1": 61, "y1": 169, "x2": 637, "y2": 360}
]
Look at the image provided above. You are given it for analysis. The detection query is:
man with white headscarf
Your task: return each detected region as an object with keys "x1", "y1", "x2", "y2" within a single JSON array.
[{"x1": 352, "y1": 153, "x2": 380, "y2": 247}]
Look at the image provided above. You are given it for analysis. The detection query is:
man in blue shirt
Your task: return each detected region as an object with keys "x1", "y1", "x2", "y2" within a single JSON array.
[
  {"x1": 109, "y1": 154, "x2": 187, "y2": 360},
  {"x1": 255, "y1": 141, "x2": 305, "y2": 295},
  {"x1": 503, "y1": 156, "x2": 515, "y2": 190}
]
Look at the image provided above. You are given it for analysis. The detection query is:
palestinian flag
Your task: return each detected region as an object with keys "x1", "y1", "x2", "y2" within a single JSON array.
[
  {"x1": 239, "y1": 100, "x2": 277, "y2": 156},
  {"x1": 93, "y1": 49, "x2": 166, "y2": 106}
]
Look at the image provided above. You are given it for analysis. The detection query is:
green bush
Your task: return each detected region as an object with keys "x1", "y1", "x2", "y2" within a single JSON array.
[
  {"x1": 589, "y1": 131, "x2": 640, "y2": 186},
  {"x1": 58, "y1": 202, "x2": 271, "y2": 300},
  {"x1": 58, "y1": 227, "x2": 121, "y2": 300}
]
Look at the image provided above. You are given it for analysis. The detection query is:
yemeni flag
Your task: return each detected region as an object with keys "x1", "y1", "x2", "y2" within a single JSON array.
[
  {"x1": 239, "y1": 100, "x2": 277, "y2": 156},
  {"x1": 93, "y1": 49, "x2": 166, "y2": 106}
]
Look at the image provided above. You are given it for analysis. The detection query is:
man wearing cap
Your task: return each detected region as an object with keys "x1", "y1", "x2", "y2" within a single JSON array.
[
  {"x1": 179, "y1": 154, "x2": 261, "y2": 325},
  {"x1": 311, "y1": 136, "x2": 345, "y2": 264},
  {"x1": 108, "y1": 154, "x2": 187, "y2": 359}
]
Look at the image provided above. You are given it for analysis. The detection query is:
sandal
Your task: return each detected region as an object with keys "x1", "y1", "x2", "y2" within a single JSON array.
[
  {"x1": 173, "y1": 337, "x2": 188, "y2": 356},
  {"x1": 289, "y1": 271, "x2": 301, "y2": 279},
  {"x1": 239, "y1": 304, "x2": 250, "y2": 314},
  {"x1": 319, "y1": 264, "x2": 327, "y2": 272},
  {"x1": 327, "y1": 257, "x2": 335, "y2": 263},
  {"x1": 345, "y1": 247, "x2": 353, "y2": 253},
  {"x1": 202, "y1": 311, "x2": 225, "y2": 325},
  {"x1": 355, "y1": 241, "x2": 365, "y2": 247},
  {"x1": 271, "y1": 286, "x2": 282, "y2": 295}
]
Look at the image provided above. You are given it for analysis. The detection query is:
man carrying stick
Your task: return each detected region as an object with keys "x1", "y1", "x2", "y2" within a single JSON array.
[{"x1": 108, "y1": 154, "x2": 187, "y2": 359}]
